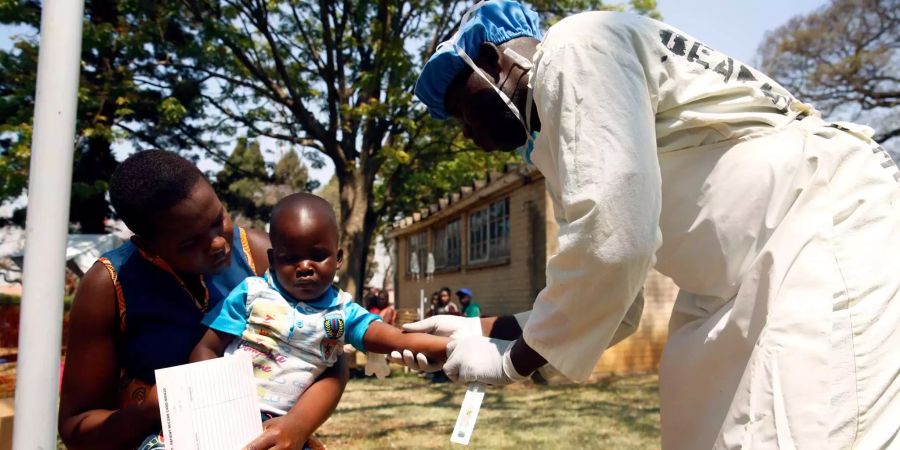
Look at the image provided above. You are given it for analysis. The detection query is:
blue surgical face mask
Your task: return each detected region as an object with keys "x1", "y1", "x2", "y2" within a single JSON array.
[{"x1": 517, "y1": 130, "x2": 539, "y2": 164}]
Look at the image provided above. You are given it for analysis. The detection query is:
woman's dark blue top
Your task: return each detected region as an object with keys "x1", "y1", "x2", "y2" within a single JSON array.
[{"x1": 98, "y1": 226, "x2": 258, "y2": 383}]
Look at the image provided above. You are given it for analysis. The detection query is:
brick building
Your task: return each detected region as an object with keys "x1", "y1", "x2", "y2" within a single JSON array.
[{"x1": 388, "y1": 164, "x2": 680, "y2": 376}]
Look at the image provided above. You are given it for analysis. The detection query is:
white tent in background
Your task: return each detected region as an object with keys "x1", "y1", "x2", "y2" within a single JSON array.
[{"x1": 8, "y1": 234, "x2": 124, "y2": 278}]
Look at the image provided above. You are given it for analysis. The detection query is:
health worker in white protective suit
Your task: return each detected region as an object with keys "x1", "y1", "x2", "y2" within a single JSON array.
[{"x1": 388, "y1": 1, "x2": 900, "y2": 448}]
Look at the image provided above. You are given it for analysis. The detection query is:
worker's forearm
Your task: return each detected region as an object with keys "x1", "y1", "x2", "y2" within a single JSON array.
[
  {"x1": 484, "y1": 315, "x2": 523, "y2": 340},
  {"x1": 482, "y1": 314, "x2": 544, "y2": 375},
  {"x1": 510, "y1": 338, "x2": 547, "y2": 377},
  {"x1": 60, "y1": 404, "x2": 159, "y2": 450}
]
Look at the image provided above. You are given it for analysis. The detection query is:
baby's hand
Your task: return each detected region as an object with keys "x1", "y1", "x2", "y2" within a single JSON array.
[
  {"x1": 365, "y1": 353, "x2": 390, "y2": 379},
  {"x1": 388, "y1": 349, "x2": 442, "y2": 373},
  {"x1": 243, "y1": 416, "x2": 306, "y2": 450}
]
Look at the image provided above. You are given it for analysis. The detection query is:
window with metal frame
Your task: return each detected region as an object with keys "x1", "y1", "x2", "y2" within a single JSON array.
[
  {"x1": 433, "y1": 219, "x2": 461, "y2": 269},
  {"x1": 407, "y1": 231, "x2": 428, "y2": 275},
  {"x1": 468, "y1": 197, "x2": 510, "y2": 264}
]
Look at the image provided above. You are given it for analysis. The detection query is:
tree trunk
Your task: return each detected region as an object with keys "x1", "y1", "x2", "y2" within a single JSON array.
[{"x1": 336, "y1": 167, "x2": 377, "y2": 301}]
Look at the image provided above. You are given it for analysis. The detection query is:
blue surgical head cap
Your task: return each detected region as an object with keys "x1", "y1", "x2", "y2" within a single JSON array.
[{"x1": 415, "y1": 0, "x2": 543, "y2": 120}]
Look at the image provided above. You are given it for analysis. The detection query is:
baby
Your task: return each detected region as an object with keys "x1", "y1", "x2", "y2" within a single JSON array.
[{"x1": 190, "y1": 193, "x2": 447, "y2": 447}]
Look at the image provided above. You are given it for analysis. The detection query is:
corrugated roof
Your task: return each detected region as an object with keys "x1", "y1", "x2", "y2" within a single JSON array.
[{"x1": 387, "y1": 163, "x2": 542, "y2": 237}]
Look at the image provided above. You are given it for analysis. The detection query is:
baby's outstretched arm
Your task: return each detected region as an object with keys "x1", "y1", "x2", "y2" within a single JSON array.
[
  {"x1": 189, "y1": 329, "x2": 235, "y2": 362},
  {"x1": 363, "y1": 321, "x2": 449, "y2": 361}
]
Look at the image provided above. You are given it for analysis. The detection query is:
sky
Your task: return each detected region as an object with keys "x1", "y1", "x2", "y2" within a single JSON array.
[{"x1": 656, "y1": 0, "x2": 828, "y2": 64}]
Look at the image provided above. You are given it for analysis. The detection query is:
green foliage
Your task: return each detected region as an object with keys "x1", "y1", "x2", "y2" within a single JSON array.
[
  {"x1": 0, "y1": 293, "x2": 20, "y2": 306},
  {"x1": 629, "y1": 0, "x2": 661, "y2": 19},
  {"x1": 274, "y1": 150, "x2": 312, "y2": 192},
  {"x1": 216, "y1": 139, "x2": 316, "y2": 227},
  {"x1": 316, "y1": 175, "x2": 341, "y2": 223},
  {"x1": 0, "y1": 293, "x2": 74, "y2": 310},
  {"x1": 0, "y1": 122, "x2": 30, "y2": 203},
  {"x1": 215, "y1": 138, "x2": 270, "y2": 227},
  {"x1": 0, "y1": 25, "x2": 38, "y2": 208},
  {"x1": 0, "y1": 0, "x2": 212, "y2": 230},
  {"x1": 218, "y1": 138, "x2": 267, "y2": 182},
  {"x1": 758, "y1": 0, "x2": 899, "y2": 144},
  {"x1": 159, "y1": 98, "x2": 189, "y2": 126},
  {"x1": 529, "y1": 0, "x2": 660, "y2": 25}
]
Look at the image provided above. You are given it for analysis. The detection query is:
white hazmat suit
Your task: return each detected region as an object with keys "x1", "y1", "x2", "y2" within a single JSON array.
[{"x1": 519, "y1": 12, "x2": 900, "y2": 449}]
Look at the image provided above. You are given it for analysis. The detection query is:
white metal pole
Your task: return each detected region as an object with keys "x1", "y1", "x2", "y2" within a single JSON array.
[
  {"x1": 13, "y1": 0, "x2": 85, "y2": 448},
  {"x1": 419, "y1": 289, "x2": 425, "y2": 321}
]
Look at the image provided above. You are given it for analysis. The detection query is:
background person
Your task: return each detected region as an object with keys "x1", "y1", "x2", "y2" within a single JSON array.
[
  {"x1": 456, "y1": 288, "x2": 480, "y2": 318},
  {"x1": 434, "y1": 286, "x2": 459, "y2": 315},
  {"x1": 425, "y1": 291, "x2": 440, "y2": 318},
  {"x1": 365, "y1": 291, "x2": 381, "y2": 315},
  {"x1": 428, "y1": 287, "x2": 461, "y2": 382},
  {"x1": 378, "y1": 292, "x2": 398, "y2": 326}
]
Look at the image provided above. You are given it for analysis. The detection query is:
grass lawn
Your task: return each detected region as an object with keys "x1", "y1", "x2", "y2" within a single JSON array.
[{"x1": 317, "y1": 372, "x2": 661, "y2": 449}]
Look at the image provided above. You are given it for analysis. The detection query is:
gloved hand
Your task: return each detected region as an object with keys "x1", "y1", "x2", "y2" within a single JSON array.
[
  {"x1": 402, "y1": 315, "x2": 484, "y2": 339},
  {"x1": 364, "y1": 353, "x2": 390, "y2": 379},
  {"x1": 443, "y1": 336, "x2": 530, "y2": 386},
  {"x1": 388, "y1": 316, "x2": 484, "y2": 372},
  {"x1": 387, "y1": 349, "x2": 442, "y2": 372}
]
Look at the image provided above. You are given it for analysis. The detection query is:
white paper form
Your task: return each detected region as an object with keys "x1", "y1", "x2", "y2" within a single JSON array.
[{"x1": 155, "y1": 354, "x2": 263, "y2": 450}]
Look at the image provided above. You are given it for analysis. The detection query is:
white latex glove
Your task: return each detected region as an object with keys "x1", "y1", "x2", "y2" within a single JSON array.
[
  {"x1": 443, "y1": 336, "x2": 529, "y2": 386},
  {"x1": 387, "y1": 349, "x2": 442, "y2": 372},
  {"x1": 402, "y1": 315, "x2": 484, "y2": 339},
  {"x1": 364, "y1": 353, "x2": 390, "y2": 379},
  {"x1": 388, "y1": 316, "x2": 484, "y2": 372}
]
